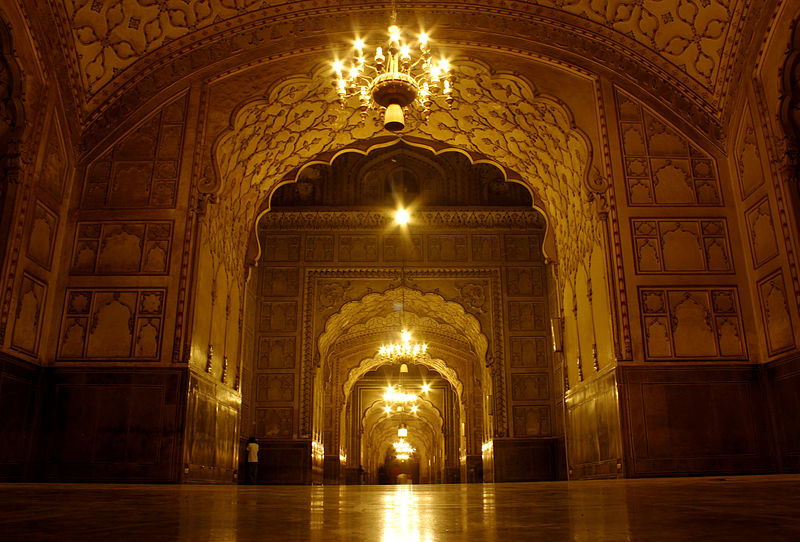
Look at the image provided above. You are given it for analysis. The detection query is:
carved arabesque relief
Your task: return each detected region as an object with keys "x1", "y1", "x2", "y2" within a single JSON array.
[
  {"x1": 60, "y1": 1, "x2": 743, "y2": 99},
  {"x1": 58, "y1": 288, "x2": 166, "y2": 360},
  {"x1": 208, "y1": 60, "x2": 600, "y2": 312},
  {"x1": 616, "y1": 87, "x2": 722, "y2": 206},
  {"x1": 82, "y1": 94, "x2": 187, "y2": 209},
  {"x1": 640, "y1": 287, "x2": 745, "y2": 360}
]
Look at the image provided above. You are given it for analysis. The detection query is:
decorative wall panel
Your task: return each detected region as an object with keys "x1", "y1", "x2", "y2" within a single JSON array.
[
  {"x1": 81, "y1": 95, "x2": 187, "y2": 209},
  {"x1": 26, "y1": 202, "x2": 58, "y2": 270},
  {"x1": 511, "y1": 374, "x2": 550, "y2": 401},
  {"x1": 745, "y1": 198, "x2": 779, "y2": 269},
  {"x1": 428, "y1": 235, "x2": 468, "y2": 262},
  {"x1": 254, "y1": 407, "x2": 293, "y2": 438},
  {"x1": 58, "y1": 289, "x2": 166, "y2": 360},
  {"x1": 383, "y1": 235, "x2": 423, "y2": 261},
  {"x1": 259, "y1": 268, "x2": 299, "y2": 297},
  {"x1": 618, "y1": 365, "x2": 773, "y2": 477},
  {"x1": 631, "y1": 219, "x2": 732, "y2": 273},
  {"x1": 640, "y1": 287, "x2": 745, "y2": 360},
  {"x1": 257, "y1": 337, "x2": 296, "y2": 369},
  {"x1": 260, "y1": 236, "x2": 300, "y2": 262},
  {"x1": 258, "y1": 302, "x2": 297, "y2": 332},
  {"x1": 510, "y1": 337, "x2": 548, "y2": 368},
  {"x1": 255, "y1": 373, "x2": 294, "y2": 402},
  {"x1": 71, "y1": 222, "x2": 172, "y2": 275},
  {"x1": 508, "y1": 301, "x2": 546, "y2": 332},
  {"x1": 304, "y1": 235, "x2": 334, "y2": 262},
  {"x1": 512, "y1": 406, "x2": 551, "y2": 437},
  {"x1": 37, "y1": 115, "x2": 68, "y2": 201},
  {"x1": 734, "y1": 106, "x2": 766, "y2": 199},
  {"x1": 338, "y1": 235, "x2": 378, "y2": 262},
  {"x1": 757, "y1": 272, "x2": 796, "y2": 355},
  {"x1": 506, "y1": 268, "x2": 545, "y2": 296},
  {"x1": 10, "y1": 274, "x2": 47, "y2": 357},
  {"x1": 616, "y1": 89, "x2": 722, "y2": 206},
  {"x1": 504, "y1": 235, "x2": 543, "y2": 261},
  {"x1": 472, "y1": 235, "x2": 502, "y2": 261}
]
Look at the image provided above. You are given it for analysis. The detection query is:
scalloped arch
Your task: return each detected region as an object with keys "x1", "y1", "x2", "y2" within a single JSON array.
[
  {"x1": 320, "y1": 286, "x2": 487, "y2": 370},
  {"x1": 212, "y1": 58, "x2": 600, "y2": 278},
  {"x1": 342, "y1": 353, "x2": 465, "y2": 405}
]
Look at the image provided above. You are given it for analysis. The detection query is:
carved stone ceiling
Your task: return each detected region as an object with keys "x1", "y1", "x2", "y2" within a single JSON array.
[{"x1": 51, "y1": 1, "x2": 756, "y2": 123}]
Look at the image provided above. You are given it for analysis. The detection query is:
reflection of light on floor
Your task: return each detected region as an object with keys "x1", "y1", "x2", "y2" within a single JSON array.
[
  {"x1": 310, "y1": 486, "x2": 324, "y2": 530},
  {"x1": 382, "y1": 486, "x2": 432, "y2": 542}
]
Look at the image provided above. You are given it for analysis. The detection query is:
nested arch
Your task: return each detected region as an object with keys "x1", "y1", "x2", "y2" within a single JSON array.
[
  {"x1": 319, "y1": 286, "x2": 488, "y2": 369},
  {"x1": 209, "y1": 58, "x2": 603, "y2": 280}
]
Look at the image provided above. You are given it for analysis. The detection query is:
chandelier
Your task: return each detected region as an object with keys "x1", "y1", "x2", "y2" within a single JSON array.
[
  {"x1": 393, "y1": 437, "x2": 415, "y2": 460},
  {"x1": 332, "y1": 17, "x2": 453, "y2": 131},
  {"x1": 379, "y1": 329, "x2": 429, "y2": 364}
]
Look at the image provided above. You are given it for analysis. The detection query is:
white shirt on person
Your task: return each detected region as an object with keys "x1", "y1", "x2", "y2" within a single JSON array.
[{"x1": 246, "y1": 442, "x2": 259, "y2": 463}]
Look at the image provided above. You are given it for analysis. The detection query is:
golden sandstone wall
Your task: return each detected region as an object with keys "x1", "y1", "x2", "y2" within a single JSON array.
[{"x1": 0, "y1": 1, "x2": 798, "y2": 483}]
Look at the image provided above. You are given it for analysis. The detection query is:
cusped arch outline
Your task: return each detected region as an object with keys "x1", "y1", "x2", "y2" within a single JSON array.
[
  {"x1": 342, "y1": 354, "x2": 465, "y2": 405},
  {"x1": 319, "y1": 286, "x2": 487, "y2": 370},
  {"x1": 211, "y1": 58, "x2": 603, "y2": 278}
]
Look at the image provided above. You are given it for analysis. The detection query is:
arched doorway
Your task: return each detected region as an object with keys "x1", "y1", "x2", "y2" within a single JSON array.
[{"x1": 247, "y1": 141, "x2": 565, "y2": 483}]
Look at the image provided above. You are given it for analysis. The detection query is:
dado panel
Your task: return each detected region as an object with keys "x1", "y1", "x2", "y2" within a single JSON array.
[{"x1": 618, "y1": 365, "x2": 773, "y2": 477}]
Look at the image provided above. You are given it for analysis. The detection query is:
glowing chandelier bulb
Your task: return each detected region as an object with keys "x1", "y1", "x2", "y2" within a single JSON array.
[
  {"x1": 331, "y1": 24, "x2": 454, "y2": 131},
  {"x1": 379, "y1": 328, "x2": 429, "y2": 365}
]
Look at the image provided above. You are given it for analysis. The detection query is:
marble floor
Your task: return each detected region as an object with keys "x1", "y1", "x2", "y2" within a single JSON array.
[{"x1": 1, "y1": 475, "x2": 799, "y2": 541}]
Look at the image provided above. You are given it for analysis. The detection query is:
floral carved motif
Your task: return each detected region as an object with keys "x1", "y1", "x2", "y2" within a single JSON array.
[{"x1": 61, "y1": 1, "x2": 742, "y2": 99}]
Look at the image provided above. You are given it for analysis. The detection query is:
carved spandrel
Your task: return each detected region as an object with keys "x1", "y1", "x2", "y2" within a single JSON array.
[
  {"x1": 81, "y1": 96, "x2": 186, "y2": 209},
  {"x1": 616, "y1": 88, "x2": 723, "y2": 207}
]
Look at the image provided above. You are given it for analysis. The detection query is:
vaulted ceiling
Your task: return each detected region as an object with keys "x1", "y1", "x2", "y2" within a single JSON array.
[{"x1": 28, "y1": 0, "x2": 775, "y2": 147}]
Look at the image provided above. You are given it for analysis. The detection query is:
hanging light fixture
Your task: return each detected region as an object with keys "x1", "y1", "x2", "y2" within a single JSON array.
[{"x1": 331, "y1": 2, "x2": 454, "y2": 131}]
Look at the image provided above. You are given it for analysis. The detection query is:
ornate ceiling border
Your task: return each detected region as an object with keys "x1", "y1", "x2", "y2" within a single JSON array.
[{"x1": 59, "y1": 3, "x2": 756, "y2": 150}]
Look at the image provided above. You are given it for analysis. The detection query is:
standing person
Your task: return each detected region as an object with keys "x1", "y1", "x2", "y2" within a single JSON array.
[{"x1": 246, "y1": 437, "x2": 259, "y2": 484}]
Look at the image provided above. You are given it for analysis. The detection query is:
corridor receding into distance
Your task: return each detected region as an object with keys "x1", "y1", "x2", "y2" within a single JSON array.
[{"x1": 1, "y1": 0, "x2": 800, "y2": 540}]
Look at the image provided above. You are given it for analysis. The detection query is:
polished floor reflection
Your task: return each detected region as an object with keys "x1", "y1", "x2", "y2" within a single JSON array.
[{"x1": 2, "y1": 476, "x2": 800, "y2": 541}]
